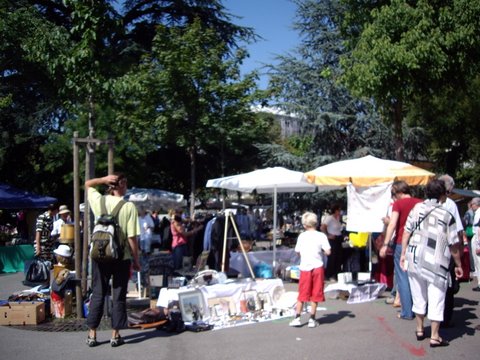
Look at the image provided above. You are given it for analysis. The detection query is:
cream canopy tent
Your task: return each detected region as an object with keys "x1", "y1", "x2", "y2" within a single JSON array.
[
  {"x1": 206, "y1": 167, "x2": 316, "y2": 269},
  {"x1": 305, "y1": 155, "x2": 434, "y2": 188},
  {"x1": 305, "y1": 155, "x2": 435, "y2": 276}
]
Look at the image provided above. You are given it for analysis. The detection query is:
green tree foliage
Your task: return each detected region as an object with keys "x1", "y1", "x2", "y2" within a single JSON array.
[
  {"x1": 0, "y1": 3, "x2": 71, "y2": 196},
  {"x1": 0, "y1": 0, "x2": 266, "y2": 204},
  {"x1": 267, "y1": 0, "x2": 410, "y2": 169},
  {"x1": 340, "y1": 0, "x2": 480, "y2": 176},
  {"x1": 113, "y1": 18, "x2": 270, "y2": 213}
]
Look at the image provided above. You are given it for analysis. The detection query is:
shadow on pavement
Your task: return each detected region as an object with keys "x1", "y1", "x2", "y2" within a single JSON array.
[{"x1": 319, "y1": 310, "x2": 355, "y2": 325}]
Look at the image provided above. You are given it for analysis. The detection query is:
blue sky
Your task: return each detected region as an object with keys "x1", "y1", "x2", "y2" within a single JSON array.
[{"x1": 223, "y1": 0, "x2": 299, "y2": 89}]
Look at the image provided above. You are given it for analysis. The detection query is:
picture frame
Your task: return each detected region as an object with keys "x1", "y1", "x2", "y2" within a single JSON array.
[
  {"x1": 178, "y1": 289, "x2": 209, "y2": 322},
  {"x1": 257, "y1": 291, "x2": 272, "y2": 311},
  {"x1": 207, "y1": 296, "x2": 236, "y2": 317},
  {"x1": 242, "y1": 290, "x2": 261, "y2": 312}
]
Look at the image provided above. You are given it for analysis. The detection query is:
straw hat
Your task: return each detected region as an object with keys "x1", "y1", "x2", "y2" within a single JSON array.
[
  {"x1": 54, "y1": 244, "x2": 72, "y2": 258},
  {"x1": 58, "y1": 205, "x2": 70, "y2": 215}
]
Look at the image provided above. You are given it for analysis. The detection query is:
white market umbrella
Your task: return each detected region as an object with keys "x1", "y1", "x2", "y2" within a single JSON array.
[
  {"x1": 125, "y1": 188, "x2": 187, "y2": 212},
  {"x1": 206, "y1": 167, "x2": 316, "y2": 269}
]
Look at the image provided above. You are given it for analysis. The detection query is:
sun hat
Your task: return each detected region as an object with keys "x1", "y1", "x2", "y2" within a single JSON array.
[
  {"x1": 54, "y1": 244, "x2": 72, "y2": 258},
  {"x1": 58, "y1": 205, "x2": 70, "y2": 215}
]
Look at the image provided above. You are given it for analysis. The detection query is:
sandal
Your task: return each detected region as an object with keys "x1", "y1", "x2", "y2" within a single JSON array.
[
  {"x1": 415, "y1": 330, "x2": 425, "y2": 341},
  {"x1": 86, "y1": 335, "x2": 98, "y2": 347},
  {"x1": 110, "y1": 335, "x2": 125, "y2": 347},
  {"x1": 430, "y1": 337, "x2": 449, "y2": 348},
  {"x1": 396, "y1": 313, "x2": 413, "y2": 320}
]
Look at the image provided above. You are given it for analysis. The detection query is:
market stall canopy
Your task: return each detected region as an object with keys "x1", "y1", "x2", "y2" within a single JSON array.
[
  {"x1": 206, "y1": 167, "x2": 315, "y2": 268},
  {"x1": 0, "y1": 183, "x2": 57, "y2": 210},
  {"x1": 451, "y1": 188, "x2": 480, "y2": 199},
  {"x1": 125, "y1": 188, "x2": 187, "y2": 211},
  {"x1": 206, "y1": 167, "x2": 316, "y2": 194},
  {"x1": 305, "y1": 155, "x2": 435, "y2": 188}
]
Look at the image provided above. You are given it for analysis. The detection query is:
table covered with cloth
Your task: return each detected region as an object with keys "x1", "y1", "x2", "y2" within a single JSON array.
[
  {"x1": 229, "y1": 249, "x2": 299, "y2": 277},
  {"x1": 157, "y1": 278, "x2": 284, "y2": 315},
  {"x1": 0, "y1": 244, "x2": 35, "y2": 273}
]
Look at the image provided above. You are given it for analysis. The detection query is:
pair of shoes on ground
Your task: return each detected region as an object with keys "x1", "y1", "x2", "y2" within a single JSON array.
[
  {"x1": 472, "y1": 286, "x2": 480, "y2": 292},
  {"x1": 289, "y1": 317, "x2": 318, "y2": 328},
  {"x1": 415, "y1": 330, "x2": 449, "y2": 347},
  {"x1": 86, "y1": 335, "x2": 125, "y2": 347}
]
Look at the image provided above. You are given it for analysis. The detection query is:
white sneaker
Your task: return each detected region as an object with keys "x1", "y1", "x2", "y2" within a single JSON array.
[
  {"x1": 289, "y1": 317, "x2": 302, "y2": 327},
  {"x1": 308, "y1": 318, "x2": 319, "y2": 328}
]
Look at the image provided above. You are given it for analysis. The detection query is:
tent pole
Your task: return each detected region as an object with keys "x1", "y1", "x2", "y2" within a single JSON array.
[
  {"x1": 221, "y1": 211, "x2": 229, "y2": 273},
  {"x1": 272, "y1": 186, "x2": 277, "y2": 274},
  {"x1": 368, "y1": 233, "x2": 372, "y2": 281},
  {"x1": 228, "y1": 212, "x2": 255, "y2": 279}
]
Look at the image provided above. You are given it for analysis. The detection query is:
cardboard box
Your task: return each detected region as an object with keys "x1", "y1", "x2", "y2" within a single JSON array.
[
  {"x1": 0, "y1": 302, "x2": 46, "y2": 325},
  {"x1": 149, "y1": 275, "x2": 164, "y2": 287}
]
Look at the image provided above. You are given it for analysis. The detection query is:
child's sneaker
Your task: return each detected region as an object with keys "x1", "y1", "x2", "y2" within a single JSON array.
[
  {"x1": 308, "y1": 318, "x2": 319, "y2": 328},
  {"x1": 289, "y1": 317, "x2": 302, "y2": 327}
]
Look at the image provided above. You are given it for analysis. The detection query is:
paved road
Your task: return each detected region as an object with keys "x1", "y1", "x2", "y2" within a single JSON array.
[{"x1": 1, "y1": 271, "x2": 478, "y2": 360}]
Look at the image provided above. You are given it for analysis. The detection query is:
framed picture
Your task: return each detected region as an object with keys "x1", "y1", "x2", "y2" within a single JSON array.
[
  {"x1": 178, "y1": 289, "x2": 209, "y2": 322},
  {"x1": 208, "y1": 296, "x2": 236, "y2": 316},
  {"x1": 243, "y1": 290, "x2": 260, "y2": 312},
  {"x1": 257, "y1": 292, "x2": 272, "y2": 311}
]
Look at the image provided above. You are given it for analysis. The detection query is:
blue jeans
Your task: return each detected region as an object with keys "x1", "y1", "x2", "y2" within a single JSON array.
[
  {"x1": 172, "y1": 244, "x2": 188, "y2": 270},
  {"x1": 394, "y1": 244, "x2": 414, "y2": 319}
]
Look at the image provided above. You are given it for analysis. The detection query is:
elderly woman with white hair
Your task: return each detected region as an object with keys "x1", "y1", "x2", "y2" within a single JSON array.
[
  {"x1": 400, "y1": 179, "x2": 463, "y2": 347},
  {"x1": 470, "y1": 197, "x2": 480, "y2": 291}
]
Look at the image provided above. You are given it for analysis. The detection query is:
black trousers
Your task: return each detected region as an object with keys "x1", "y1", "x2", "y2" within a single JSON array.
[
  {"x1": 87, "y1": 259, "x2": 131, "y2": 330},
  {"x1": 326, "y1": 236, "x2": 343, "y2": 280}
]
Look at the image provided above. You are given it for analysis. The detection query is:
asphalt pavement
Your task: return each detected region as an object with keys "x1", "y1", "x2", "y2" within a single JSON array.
[{"x1": 1, "y1": 271, "x2": 478, "y2": 360}]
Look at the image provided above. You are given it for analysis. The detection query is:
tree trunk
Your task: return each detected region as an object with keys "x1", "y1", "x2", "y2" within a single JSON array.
[
  {"x1": 392, "y1": 99, "x2": 404, "y2": 161},
  {"x1": 189, "y1": 146, "x2": 196, "y2": 217}
]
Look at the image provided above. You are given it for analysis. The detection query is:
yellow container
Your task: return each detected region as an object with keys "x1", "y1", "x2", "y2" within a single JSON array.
[
  {"x1": 60, "y1": 224, "x2": 74, "y2": 243},
  {"x1": 349, "y1": 232, "x2": 369, "y2": 248}
]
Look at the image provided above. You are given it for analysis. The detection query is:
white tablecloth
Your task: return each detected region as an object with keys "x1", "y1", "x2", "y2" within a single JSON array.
[
  {"x1": 157, "y1": 278, "x2": 284, "y2": 314},
  {"x1": 229, "y1": 249, "x2": 299, "y2": 277},
  {"x1": 324, "y1": 282, "x2": 386, "y2": 304}
]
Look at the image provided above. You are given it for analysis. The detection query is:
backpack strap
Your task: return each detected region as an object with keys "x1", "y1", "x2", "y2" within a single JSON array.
[
  {"x1": 111, "y1": 199, "x2": 126, "y2": 218},
  {"x1": 100, "y1": 196, "x2": 125, "y2": 218},
  {"x1": 100, "y1": 196, "x2": 108, "y2": 215}
]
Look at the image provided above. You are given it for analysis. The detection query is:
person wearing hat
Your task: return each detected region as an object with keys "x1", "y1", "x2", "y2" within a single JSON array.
[
  {"x1": 51, "y1": 205, "x2": 71, "y2": 247},
  {"x1": 54, "y1": 244, "x2": 73, "y2": 268}
]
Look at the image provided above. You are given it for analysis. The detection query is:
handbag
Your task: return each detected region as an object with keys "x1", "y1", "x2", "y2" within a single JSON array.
[{"x1": 25, "y1": 258, "x2": 50, "y2": 284}]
